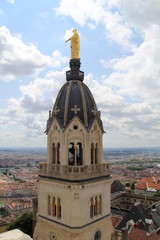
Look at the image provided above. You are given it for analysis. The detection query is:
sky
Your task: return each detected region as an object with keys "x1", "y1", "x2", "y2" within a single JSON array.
[{"x1": 0, "y1": 0, "x2": 160, "y2": 148}]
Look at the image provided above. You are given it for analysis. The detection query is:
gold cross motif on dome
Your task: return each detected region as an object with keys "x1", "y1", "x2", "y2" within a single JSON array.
[
  {"x1": 71, "y1": 105, "x2": 80, "y2": 114},
  {"x1": 91, "y1": 108, "x2": 99, "y2": 116},
  {"x1": 53, "y1": 106, "x2": 60, "y2": 116}
]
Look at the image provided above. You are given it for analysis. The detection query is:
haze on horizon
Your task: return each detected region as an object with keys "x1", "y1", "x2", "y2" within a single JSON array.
[{"x1": 0, "y1": 0, "x2": 160, "y2": 148}]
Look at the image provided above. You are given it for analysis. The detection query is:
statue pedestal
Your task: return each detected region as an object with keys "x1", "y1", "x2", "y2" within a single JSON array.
[{"x1": 66, "y1": 59, "x2": 84, "y2": 81}]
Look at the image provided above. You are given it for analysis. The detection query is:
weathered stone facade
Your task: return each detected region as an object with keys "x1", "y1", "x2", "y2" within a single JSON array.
[{"x1": 34, "y1": 57, "x2": 113, "y2": 239}]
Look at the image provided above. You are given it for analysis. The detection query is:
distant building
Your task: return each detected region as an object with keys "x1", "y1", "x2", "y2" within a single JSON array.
[
  {"x1": 111, "y1": 191, "x2": 160, "y2": 212},
  {"x1": 5, "y1": 198, "x2": 32, "y2": 218},
  {"x1": 112, "y1": 203, "x2": 160, "y2": 240},
  {"x1": 0, "y1": 220, "x2": 7, "y2": 234},
  {"x1": 115, "y1": 203, "x2": 153, "y2": 232},
  {"x1": 135, "y1": 177, "x2": 160, "y2": 196},
  {"x1": 111, "y1": 191, "x2": 160, "y2": 239},
  {"x1": 111, "y1": 180, "x2": 124, "y2": 193},
  {"x1": 152, "y1": 206, "x2": 160, "y2": 234}
]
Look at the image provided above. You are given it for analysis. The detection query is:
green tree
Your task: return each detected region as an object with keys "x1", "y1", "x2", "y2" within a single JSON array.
[
  {"x1": 7, "y1": 211, "x2": 33, "y2": 237},
  {"x1": 26, "y1": 163, "x2": 31, "y2": 168},
  {"x1": 154, "y1": 191, "x2": 160, "y2": 197},
  {"x1": 0, "y1": 207, "x2": 8, "y2": 217}
]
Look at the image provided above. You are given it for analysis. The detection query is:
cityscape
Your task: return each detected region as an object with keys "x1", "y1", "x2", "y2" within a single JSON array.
[
  {"x1": 0, "y1": 1, "x2": 160, "y2": 239},
  {"x1": 0, "y1": 147, "x2": 160, "y2": 221}
]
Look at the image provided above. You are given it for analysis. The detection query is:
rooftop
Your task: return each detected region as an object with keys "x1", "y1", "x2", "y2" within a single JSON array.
[
  {"x1": 135, "y1": 177, "x2": 160, "y2": 191},
  {"x1": 116, "y1": 203, "x2": 151, "y2": 231},
  {"x1": 129, "y1": 227, "x2": 160, "y2": 240}
]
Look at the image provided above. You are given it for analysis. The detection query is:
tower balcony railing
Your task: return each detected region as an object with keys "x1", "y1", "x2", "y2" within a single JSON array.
[{"x1": 39, "y1": 162, "x2": 110, "y2": 180}]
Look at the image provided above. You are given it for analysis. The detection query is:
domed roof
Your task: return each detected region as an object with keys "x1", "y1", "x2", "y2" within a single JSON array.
[
  {"x1": 53, "y1": 80, "x2": 100, "y2": 129},
  {"x1": 45, "y1": 59, "x2": 104, "y2": 132}
]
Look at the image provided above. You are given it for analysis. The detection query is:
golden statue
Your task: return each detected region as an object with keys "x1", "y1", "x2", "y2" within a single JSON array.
[{"x1": 65, "y1": 29, "x2": 80, "y2": 60}]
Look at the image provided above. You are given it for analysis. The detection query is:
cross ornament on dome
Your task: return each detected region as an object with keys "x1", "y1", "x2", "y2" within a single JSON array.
[
  {"x1": 53, "y1": 106, "x2": 60, "y2": 116},
  {"x1": 71, "y1": 105, "x2": 80, "y2": 114}
]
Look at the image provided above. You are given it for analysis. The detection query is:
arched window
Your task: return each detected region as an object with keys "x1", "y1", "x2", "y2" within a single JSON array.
[
  {"x1": 57, "y1": 143, "x2": 60, "y2": 164},
  {"x1": 77, "y1": 142, "x2": 83, "y2": 165},
  {"x1": 52, "y1": 143, "x2": 55, "y2": 164},
  {"x1": 59, "y1": 199, "x2": 61, "y2": 218},
  {"x1": 68, "y1": 142, "x2": 74, "y2": 165},
  {"x1": 91, "y1": 143, "x2": 94, "y2": 164},
  {"x1": 94, "y1": 196, "x2": 98, "y2": 215},
  {"x1": 90, "y1": 195, "x2": 102, "y2": 218},
  {"x1": 90, "y1": 197, "x2": 94, "y2": 218},
  {"x1": 56, "y1": 198, "x2": 61, "y2": 219},
  {"x1": 91, "y1": 143, "x2": 98, "y2": 164},
  {"x1": 94, "y1": 231, "x2": 101, "y2": 240},
  {"x1": 99, "y1": 195, "x2": 102, "y2": 214},
  {"x1": 48, "y1": 196, "x2": 51, "y2": 215},
  {"x1": 68, "y1": 142, "x2": 83, "y2": 166},
  {"x1": 51, "y1": 196, "x2": 56, "y2": 217},
  {"x1": 95, "y1": 143, "x2": 98, "y2": 164}
]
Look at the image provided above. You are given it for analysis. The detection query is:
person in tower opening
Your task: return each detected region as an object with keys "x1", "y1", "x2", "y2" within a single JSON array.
[{"x1": 65, "y1": 29, "x2": 80, "y2": 60}]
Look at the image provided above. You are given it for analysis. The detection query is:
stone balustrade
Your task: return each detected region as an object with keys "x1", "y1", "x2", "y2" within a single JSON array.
[{"x1": 39, "y1": 162, "x2": 110, "y2": 180}]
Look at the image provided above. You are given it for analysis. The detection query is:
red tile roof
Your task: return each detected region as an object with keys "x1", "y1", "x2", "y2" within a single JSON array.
[
  {"x1": 111, "y1": 215, "x2": 123, "y2": 228},
  {"x1": 129, "y1": 227, "x2": 160, "y2": 240},
  {"x1": 135, "y1": 177, "x2": 160, "y2": 191}
]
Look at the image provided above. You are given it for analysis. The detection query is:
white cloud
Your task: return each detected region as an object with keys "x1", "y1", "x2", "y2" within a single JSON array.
[
  {"x1": 0, "y1": 26, "x2": 68, "y2": 81},
  {"x1": 118, "y1": 0, "x2": 160, "y2": 31},
  {"x1": 64, "y1": 28, "x2": 74, "y2": 41},
  {"x1": 38, "y1": 12, "x2": 50, "y2": 19},
  {"x1": 98, "y1": 17, "x2": 160, "y2": 144},
  {"x1": 7, "y1": 0, "x2": 15, "y2": 3},
  {"x1": 101, "y1": 25, "x2": 160, "y2": 102},
  {"x1": 6, "y1": 96, "x2": 48, "y2": 145},
  {"x1": 2, "y1": 69, "x2": 67, "y2": 145},
  {"x1": 0, "y1": 115, "x2": 16, "y2": 129},
  {"x1": 19, "y1": 69, "x2": 66, "y2": 100},
  {"x1": 1, "y1": 65, "x2": 159, "y2": 147},
  {"x1": 1, "y1": 0, "x2": 160, "y2": 147},
  {"x1": 0, "y1": 26, "x2": 50, "y2": 80},
  {"x1": 8, "y1": 66, "x2": 157, "y2": 145},
  {"x1": 88, "y1": 23, "x2": 97, "y2": 30},
  {"x1": 103, "y1": 11, "x2": 134, "y2": 49},
  {"x1": 52, "y1": 50, "x2": 68, "y2": 68},
  {"x1": 56, "y1": 0, "x2": 160, "y2": 50},
  {"x1": 56, "y1": 0, "x2": 106, "y2": 26},
  {"x1": 56, "y1": 0, "x2": 134, "y2": 49},
  {"x1": 84, "y1": 72, "x2": 160, "y2": 144}
]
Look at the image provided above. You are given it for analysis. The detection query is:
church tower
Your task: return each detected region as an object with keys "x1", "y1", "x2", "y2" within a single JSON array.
[{"x1": 34, "y1": 30, "x2": 113, "y2": 240}]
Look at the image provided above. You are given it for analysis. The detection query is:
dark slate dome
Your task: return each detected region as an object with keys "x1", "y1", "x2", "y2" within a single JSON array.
[
  {"x1": 46, "y1": 59, "x2": 104, "y2": 132},
  {"x1": 53, "y1": 80, "x2": 99, "y2": 129}
]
